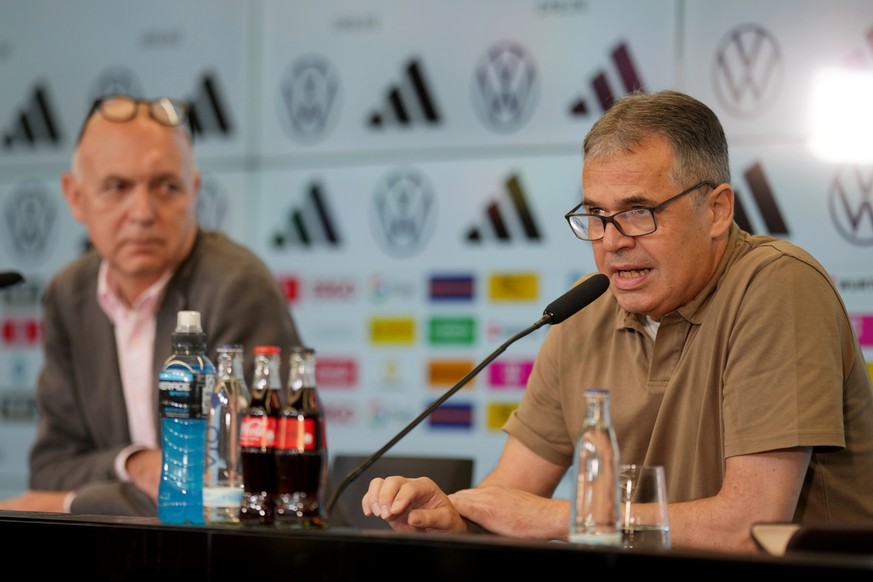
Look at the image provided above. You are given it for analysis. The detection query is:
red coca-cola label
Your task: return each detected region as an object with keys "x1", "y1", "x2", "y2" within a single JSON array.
[
  {"x1": 240, "y1": 416, "x2": 277, "y2": 448},
  {"x1": 275, "y1": 418, "x2": 316, "y2": 452}
]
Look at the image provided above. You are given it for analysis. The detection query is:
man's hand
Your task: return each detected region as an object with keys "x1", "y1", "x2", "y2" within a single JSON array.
[
  {"x1": 450, "y1": 486, "x2": 570, "y2": 541},
  {"x1": 361, "y1": 476, "x2": 469, "y2": 534},
  {"x1": 125, "y1": 448, "x2": 162, "y2": 503},
  {"x1": 0, "y1": 490, "x2": 69, "y2": 513}
]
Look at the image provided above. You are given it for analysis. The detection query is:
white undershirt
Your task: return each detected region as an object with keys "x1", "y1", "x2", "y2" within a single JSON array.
[{"x1": 643, "y1": 315, "x2": 661, "y2": 340}]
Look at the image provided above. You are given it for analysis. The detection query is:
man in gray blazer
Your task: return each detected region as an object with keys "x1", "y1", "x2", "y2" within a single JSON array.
[{"x1": 0, "y1": 96, "x2": 302, "y2": 516}]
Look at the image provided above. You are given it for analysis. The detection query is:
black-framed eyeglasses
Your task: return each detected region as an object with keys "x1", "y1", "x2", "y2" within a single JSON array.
[
  {"x1": 564, "y1": 181, "x2": 717, "y2": 242},
  {"x1": 76, "y1": 95, "x2": 192, "y2": 145}
]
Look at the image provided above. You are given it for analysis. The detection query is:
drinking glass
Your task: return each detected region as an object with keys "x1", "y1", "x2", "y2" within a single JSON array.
[{"x1": 620, "y1": 464, "x2": 671, "y2": 550}]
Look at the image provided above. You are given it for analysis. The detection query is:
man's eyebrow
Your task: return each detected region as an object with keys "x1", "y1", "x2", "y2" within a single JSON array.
[
  {"x1": 99, "y1": 173, "x2": 130, "y2": 184},
  {"x1": 151, "y1": 172, "x2": 182, "y2": 181},
  {"x1": 581, "y1": 194, "x2": 652, "y2": 209}
]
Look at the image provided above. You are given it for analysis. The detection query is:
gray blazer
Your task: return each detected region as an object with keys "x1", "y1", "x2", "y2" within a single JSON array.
[{"x1": 28, "y1": 229, "x2": 302, "y2": 516}]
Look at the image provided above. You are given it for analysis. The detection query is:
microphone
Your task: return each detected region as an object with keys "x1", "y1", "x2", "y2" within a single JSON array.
[
  {"x1": 325, "y1": 272, "x2": 610, "y2": 516},
  {"x1": 0, "y1": 272, "x2": 24, "y2": 289},
  {"x1": 539, "y1": 272, "x2": 610, "y2": 325}
]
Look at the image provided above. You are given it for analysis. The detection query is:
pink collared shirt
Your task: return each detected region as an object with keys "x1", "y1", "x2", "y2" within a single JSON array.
[{"x1": 96, "y1": 262, "x2": 172, "y2": 479}]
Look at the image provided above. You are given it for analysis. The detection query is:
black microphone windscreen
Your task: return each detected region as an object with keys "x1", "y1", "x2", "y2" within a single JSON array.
[
  {"x1": 544, "y1": 273, "x2": 609, "y2": 324},
  {"x1": 0, "y1": 271, "x2": 24, "y2": 289}
]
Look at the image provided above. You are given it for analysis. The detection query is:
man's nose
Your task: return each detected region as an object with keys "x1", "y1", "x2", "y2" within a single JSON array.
[
  {"x1": 127, "y1": 187, "x2": 157, "y2": 219},
  {"x1": 599, "y1": 220, "x2": 632, "y2": 249}
]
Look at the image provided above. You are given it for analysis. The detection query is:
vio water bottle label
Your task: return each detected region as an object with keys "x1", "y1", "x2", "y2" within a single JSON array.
[{"x1": 203, "y1": 486, "x2": 244, "y2": 507}]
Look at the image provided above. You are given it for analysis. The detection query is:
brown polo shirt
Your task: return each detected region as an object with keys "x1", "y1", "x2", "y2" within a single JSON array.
[{"x1": 505, "y1": 223, "x2": 873, "y2": 522}]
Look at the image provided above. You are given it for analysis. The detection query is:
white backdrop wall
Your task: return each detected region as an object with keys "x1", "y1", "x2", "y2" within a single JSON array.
[{"x1": 0, "y1": 0, "x2": 871, "y2": 500}]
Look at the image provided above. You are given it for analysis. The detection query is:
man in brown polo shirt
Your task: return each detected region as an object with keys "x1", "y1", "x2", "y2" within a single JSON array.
[{"x1": 360, "y1": 90, "x2": 873, "y2": 553}]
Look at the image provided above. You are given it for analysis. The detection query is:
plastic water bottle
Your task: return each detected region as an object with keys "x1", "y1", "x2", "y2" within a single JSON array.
[
  {"x1": 569, "y1": 388, "x2": 622, "y2": 546},
  {"x1": 157, "y1": 310, "x2": 216, "y2": 525}
]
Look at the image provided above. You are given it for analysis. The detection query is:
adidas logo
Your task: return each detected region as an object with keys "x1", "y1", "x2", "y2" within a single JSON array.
[
  {"x1": 3, "y1": 71, "x2": 234, "y2": 151},
  {"x1": 569, "y1": 41, "x2": 645, "y2": 116},
  {"x1": 367, "y1": 58, "x2": 441, "y2": 128},
  {"x1": 2, "y1": 84, "x2": 63, "y2": 149},
  {"x1": 734, "y1": 162, "x2": 789, "y2": 235},
  {"x1": 187, "y1": 72, "x2": 234, "y2": 139},
  {"x1": 271, "y1": 181, "x2": 342, "y2": 248},
  {"x1": 465, "y1": 175, "x2": 542, "y2": 243}
]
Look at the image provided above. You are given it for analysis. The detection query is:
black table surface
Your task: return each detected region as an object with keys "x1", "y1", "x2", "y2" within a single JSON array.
[{"x1": 2, "y1": 510, "x2": 871, "y2": 580}]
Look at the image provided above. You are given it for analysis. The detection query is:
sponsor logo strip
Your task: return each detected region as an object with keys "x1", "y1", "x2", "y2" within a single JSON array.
[
  {"x1": 488, "y1": 273, "x2": 538, "y2": 301},
  {"x1": 428, "y1": 360, "x2": 475, "y2": 386},
  {"x1": 370, "y1": 317, "x2": 415, "y2": 344},
  {"x1": 428, "y1": 316, "x2": 475, "y2": 345},
  {"x1": 429, "y1": 275, "x2": 474, "y2": 300},
  {"x1": 486, "y1": 402, "x2": 519, "y2": 431},
  {"x1": 488, "y1": 360, "x2": 533, "y2": 388},
  {"x1": 427, "y1": 402, "x2": 473, "y2": 429}
]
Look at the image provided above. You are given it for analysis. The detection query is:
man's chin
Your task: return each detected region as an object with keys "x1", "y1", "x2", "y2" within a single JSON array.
[
  {"x1": 615, "y1": 295, "x2": 652, "y2": 317},
  {"x1": 112, "y1": 259, "x2": 166, "y2": 280}
]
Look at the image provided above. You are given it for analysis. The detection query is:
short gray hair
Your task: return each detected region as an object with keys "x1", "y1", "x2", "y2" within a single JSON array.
[{"x1": 583, "y1": 90, "x2": 731, "y2": 189}]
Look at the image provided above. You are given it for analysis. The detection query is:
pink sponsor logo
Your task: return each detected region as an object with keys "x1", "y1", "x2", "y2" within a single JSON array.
[
  {"x1": 851, "y1": 314, "x2": 873, "y2": 347},
  {"x1": 316, "y1": 358, "x2": 358, "y2": 388},
  {"x1": 312, "y1": 278, "x2": 357, "y2": 301},
  {"x1": 325, "y1": 401, "x2": 356, "y2": 425},
  {"x1": 488, "y1": 359, "x2": 533, "y2": 389}
]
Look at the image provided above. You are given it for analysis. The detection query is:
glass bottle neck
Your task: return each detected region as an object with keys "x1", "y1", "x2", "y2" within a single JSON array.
[
  {"x1": 217, "y1": 350, "x2": 245, "y2": 381},
  {"x1": 253, "y1": 353, "x2": 282, "y2": 392},
  {"x1": 584, "y1": 394, "x2": 611, "y2": 427},
  {"x1": 287, "y1": 349, "x2": 316, "y2": 392}
]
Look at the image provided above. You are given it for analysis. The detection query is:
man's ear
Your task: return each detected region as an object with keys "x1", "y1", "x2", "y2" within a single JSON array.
[
  {"x1": 709, "y1": 183, "x2": 734, "y2": 238},
  {"x1": 60, "y1": 172, "x2": 86, "y2": 223}
]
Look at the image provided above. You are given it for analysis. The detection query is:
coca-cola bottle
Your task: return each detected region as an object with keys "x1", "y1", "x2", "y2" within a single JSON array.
[
  {"x1": 239, "y1": 345, "x2": 282, "y2": 525},
  {"x1": 274, "y1": 346, "x2": 328, "y2": 528}
]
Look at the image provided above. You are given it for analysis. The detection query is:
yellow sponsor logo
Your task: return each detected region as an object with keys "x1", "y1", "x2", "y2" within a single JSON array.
[
  {"x1": 428, "y1": 360, "x2": 475, "y2": 387},
  {"x1": 488, "y1": 273, "x2": 538, "y2": 301},
  {"x1": 369, "y1": 317, "x2": 416, "y2": 344},
  {"x1": 486, "y1": 401, "x2": 519, "y2": 430}
]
